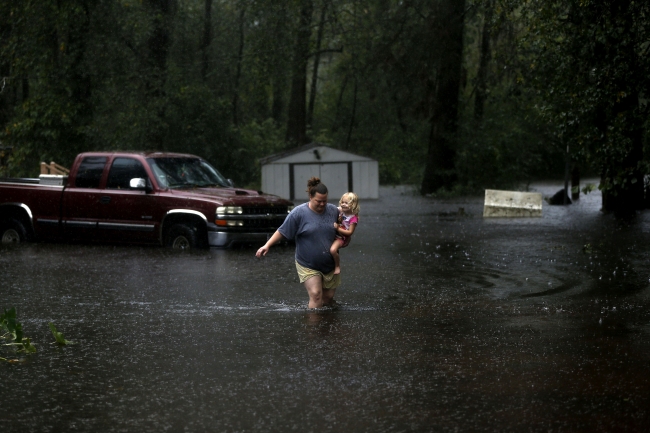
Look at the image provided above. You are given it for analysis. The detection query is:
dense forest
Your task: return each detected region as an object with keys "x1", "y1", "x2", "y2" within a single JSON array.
[{"x1": 1, "y1": 0, "x2": 648, "y2": 213}]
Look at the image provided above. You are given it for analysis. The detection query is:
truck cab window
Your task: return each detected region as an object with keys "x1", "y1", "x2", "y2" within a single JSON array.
[
  {"x1": 107, "y1": 158, "x2": 149, "y2": 189},
  {"x1": 75, "y1": 157, "x2": 107, "y2": 189},
  {"x1": 146, "y1": 157, "x2": 230, "y2": 189}
]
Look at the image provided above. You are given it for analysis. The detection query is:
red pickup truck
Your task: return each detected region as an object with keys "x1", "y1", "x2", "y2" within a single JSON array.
[{"x1": 0, "y1": 151, "x2": 294, "y2": 249}]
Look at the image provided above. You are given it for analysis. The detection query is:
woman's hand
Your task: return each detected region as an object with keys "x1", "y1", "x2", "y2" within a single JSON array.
[{"x1": 255, "y1": 230, "x2": 284, "y2": 257}]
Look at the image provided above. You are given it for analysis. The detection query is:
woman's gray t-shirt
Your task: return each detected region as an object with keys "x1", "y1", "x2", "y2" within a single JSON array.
[{"x1": 278, "y1": 202, "x2": 338, "y2": 273}]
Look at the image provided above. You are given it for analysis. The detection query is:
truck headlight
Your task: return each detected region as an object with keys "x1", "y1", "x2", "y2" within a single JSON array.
[
  {"x1": 287, "y1": 205, "x2": 295, "y2": 213},
  {"x1": 216, "y1": 206, "x2": 243, "y2": 216}
]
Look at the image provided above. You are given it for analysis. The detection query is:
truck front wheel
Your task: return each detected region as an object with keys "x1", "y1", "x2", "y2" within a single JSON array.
[
  {"x1": 165, "y1": 223, "x2": 198, "y2": 250},
  {"x1": 0, "y1": 219, "x2": 28, "y2": 245}
]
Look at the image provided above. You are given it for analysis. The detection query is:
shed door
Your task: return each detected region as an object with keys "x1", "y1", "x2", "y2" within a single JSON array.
[{"x1": 291, "y1": 163, "x2": 350, "y2": 201}]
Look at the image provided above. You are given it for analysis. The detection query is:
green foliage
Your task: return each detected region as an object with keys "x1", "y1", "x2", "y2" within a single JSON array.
[
  {"x1": 49, "y1": 323, "x2": 74, "y2": 346},
  {"x1": 236, "y1": 118, "x2": 286, "y2": 188},
  {"x1": 1, "y1": 307, "x2": 77, "y2": 362},
  {"x1": 0, "y1": 0, "x2": 647, "y2": 205},
  {"x1": 456, "y1": 100, "x2": 560, "y2": 192},
  {"x1": 1, "y1": 307, "x2": 37, "y2": 361},
  {"x1": 0, "y1": 1, "x2": 99, "y2": 176},
  {"x1": 580, "y1": 183, "x2": 597, "y2": 195},
  {"x1": 161, "y1": 84, "x2": 240, "y2": 176},
  {"x1": 515, "y1": 0, "x2": 650, "y2": 210},
  {"x1": 1, "y1": 307, "x2": 22, "y2": 342}
]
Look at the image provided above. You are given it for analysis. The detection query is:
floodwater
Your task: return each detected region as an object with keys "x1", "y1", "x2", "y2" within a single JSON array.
[{"x1": 1, "y1": 183, "x2": 649, "y2": 432}]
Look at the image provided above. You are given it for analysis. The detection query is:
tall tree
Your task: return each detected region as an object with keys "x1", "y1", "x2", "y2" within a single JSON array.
[
  {"x1": 474, "y1": 0, "x2": 493, "y2": 121},
  {"x1": 285, "y1": 0, "x2": 313, "y2": 146},
  {"x1": 520, "y1": 0, "x2": 649, "y2": 214},
  {"x1": 200, "y1": 0, "x2": 214, "y2": 82},
  {"x1": 143, "y1": 0, "x2": 176, "y2": 148},
  {"x1": 307, "y1": 0, "x2": 330, "y2": 129},
  {"x1": 232, "y1": 4, "x2": 247, "y2": 127},
  {"x1": 421, "y1": 0, "x2": 467, "y2": 194},
  {"x1": 0, "y1": 1, "x2": 96, "y2": 172}
]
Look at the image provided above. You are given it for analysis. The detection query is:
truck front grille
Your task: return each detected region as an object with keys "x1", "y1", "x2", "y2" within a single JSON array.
[{"x1": 216, "y1": 206, "x2": 289, "y2": 231}]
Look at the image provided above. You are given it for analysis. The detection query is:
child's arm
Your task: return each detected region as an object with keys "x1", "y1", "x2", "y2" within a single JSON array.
[{"x1": 336, "y1": 223, "x2": 356, "y2": 237}]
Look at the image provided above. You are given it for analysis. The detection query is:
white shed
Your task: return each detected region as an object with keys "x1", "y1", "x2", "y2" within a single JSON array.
[{"x1": 260, "y1": 144, "x2": 379, "y2": 201}]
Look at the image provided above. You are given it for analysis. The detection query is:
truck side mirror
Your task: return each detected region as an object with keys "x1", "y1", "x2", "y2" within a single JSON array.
[{"x1": 130, "y1": 178, "x2": 152, "y2": 192}]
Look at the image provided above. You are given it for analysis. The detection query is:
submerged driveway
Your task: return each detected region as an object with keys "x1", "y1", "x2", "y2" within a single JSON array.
[{"x1": 1, "y1": 183, "x2": 649, "y2": 432}]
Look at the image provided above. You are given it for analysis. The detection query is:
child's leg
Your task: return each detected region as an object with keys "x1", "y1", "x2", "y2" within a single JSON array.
[{"x1": 330, "y1": 239, "x2": 341, "y2": 275}]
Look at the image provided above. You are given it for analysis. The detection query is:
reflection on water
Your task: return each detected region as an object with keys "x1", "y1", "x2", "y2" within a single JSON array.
[{"x1": 1, "y1": 183, "x2": 649, "y2": 432}]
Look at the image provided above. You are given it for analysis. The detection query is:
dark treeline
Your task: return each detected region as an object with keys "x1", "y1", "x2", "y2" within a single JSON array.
[{"x1": 1, "y1": 0, "x2": 648, "y2": 213}]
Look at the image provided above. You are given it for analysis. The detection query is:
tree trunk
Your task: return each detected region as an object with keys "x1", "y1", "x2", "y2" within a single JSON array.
[
  {"x1": 598, "y1": 1, "x2": 644, "y2": 215},
  {"x1": 144, "y1": 0, "x2": 175, "y2": 148},
  {"x1": 145, "y1": 0, "x2": 173, "y2": 75},
  {"x1": 600, "y1": 92, "x2": 644, "y2": 215},
  {"x1": 474, "y1": 0, "x2": 493, "y2": 121},
  {"x1": 421, "y1": 0, "x2": 466, "y2": 195},
  {"x1": 232, "y1": 6, "x2": 246, "y2": 128},
  {"x1": 307, "y1": 2, "x2": 328, "y2": 129},
  {"x1": 22, "y1": 78, "x2": 29, "y2": 102},
  {"x1": 571, "y1": 163, "x2": 580, "y2": 200},
  {"x1": 271, "y1": 74, "x2": 285, "y2": 124},
  {"x1": 285, "y1": 0, "x2": 313, "y2": 147},
  {"x1": 331, "y1": 74, "x2": 348, "y2": 133},
  {"x1": 270, "y1": 4, "x2": 289, "y2": 125},
  {"x1": 200, "y1": 0, "x2": 213, "y2": 82},
  {"x1": 63, "y1": 2, "x2": 93, "y2": 157},
  {"x1": 344, "y1": 77, "x2": 358, "y2": 149}
]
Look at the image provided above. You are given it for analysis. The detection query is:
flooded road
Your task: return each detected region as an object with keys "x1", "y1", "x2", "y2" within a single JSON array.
[{"x1": 2, "y1": 183, "x2": 649, "y2": 432}]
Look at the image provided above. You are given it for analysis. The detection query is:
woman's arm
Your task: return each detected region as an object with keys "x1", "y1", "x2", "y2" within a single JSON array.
[{"x1": 256, "y1": 230, "x2": 285, "y2": 257}]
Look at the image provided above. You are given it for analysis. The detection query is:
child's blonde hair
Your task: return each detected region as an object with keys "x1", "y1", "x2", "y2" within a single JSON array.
[{"x1": 339, "y1": 192, "x2": 360, "y2": 215}]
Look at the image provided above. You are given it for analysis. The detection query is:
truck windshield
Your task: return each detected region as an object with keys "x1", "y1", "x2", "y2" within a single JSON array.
[{"x1": 146, "y1": 157, "x2": 231, "y2": 189}]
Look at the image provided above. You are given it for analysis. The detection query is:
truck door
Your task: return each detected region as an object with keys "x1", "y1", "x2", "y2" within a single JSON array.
[
  {"x1": 62, "y1": 156, "x2": 107, "y2": 240},
  {"x1": 96, "y1": 157, "x2": 158, "y2": 243}
]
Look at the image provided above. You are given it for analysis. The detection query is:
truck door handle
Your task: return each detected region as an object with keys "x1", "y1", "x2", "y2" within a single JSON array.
[{"x1": 100, "y1": 196, "x2": 111, "y2": 204}]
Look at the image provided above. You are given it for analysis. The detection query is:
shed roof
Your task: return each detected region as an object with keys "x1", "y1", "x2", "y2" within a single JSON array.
[{"x1": 259, "y1": 143, "x2": 375, "y2": 165}]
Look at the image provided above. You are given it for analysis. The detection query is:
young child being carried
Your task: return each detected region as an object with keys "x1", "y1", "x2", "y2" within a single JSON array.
[{"x1": 330, "y1": 192, "x2": 360, "y2": 275}]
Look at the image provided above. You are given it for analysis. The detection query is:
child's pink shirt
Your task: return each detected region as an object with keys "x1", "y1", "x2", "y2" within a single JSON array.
[{"x1": 337, "y1": 213, "x2": 358, "y2": 247}]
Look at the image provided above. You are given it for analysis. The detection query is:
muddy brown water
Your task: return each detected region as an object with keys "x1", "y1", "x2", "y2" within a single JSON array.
[{"x1": 1, "y1": 183, "x2": 649, "y2": 432}]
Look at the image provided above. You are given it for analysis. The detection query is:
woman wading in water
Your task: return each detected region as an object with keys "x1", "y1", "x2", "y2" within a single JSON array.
[{"x1": 255, "y1": 177, "x2": 340, "y2": 308}]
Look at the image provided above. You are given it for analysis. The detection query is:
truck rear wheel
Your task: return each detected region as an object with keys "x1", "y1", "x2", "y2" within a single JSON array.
[
  {"x1": 0, "y1": 218, "x2": 28, "y2": 244},
  {"x1": 165, "y1": 223, "x2": 198, "y2": 250}
]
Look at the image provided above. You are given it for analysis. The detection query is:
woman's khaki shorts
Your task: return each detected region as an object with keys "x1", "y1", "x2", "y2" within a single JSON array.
[{"x1": 295, "y1": 261, "x2": 341, "y2": 290}]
